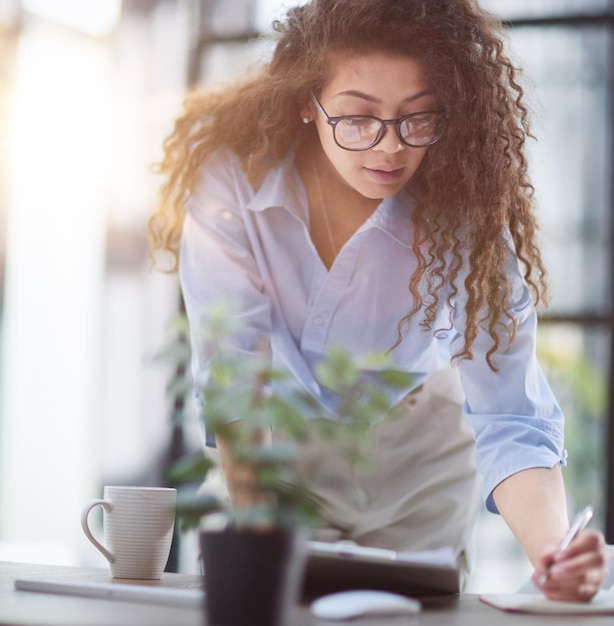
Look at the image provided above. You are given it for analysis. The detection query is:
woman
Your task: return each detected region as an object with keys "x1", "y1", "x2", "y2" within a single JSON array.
[{"x1": 150, "y1": 0, "x2": 609, "y2": 600}]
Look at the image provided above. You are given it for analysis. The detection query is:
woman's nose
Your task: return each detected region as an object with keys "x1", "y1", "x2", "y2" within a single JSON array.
[{"x1": 373, "y1": 124, "x2": 404, "y2": 153}]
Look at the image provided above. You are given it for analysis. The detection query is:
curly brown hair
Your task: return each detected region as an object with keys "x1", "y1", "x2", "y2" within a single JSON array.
[{"x1": 150, "y1": 0, "x2": 547, "y2": 370}]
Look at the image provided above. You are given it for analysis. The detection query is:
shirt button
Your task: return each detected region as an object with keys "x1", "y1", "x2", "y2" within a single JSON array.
[{"x1": 313, "y1": 316, "x2": 324, "y2": 326}]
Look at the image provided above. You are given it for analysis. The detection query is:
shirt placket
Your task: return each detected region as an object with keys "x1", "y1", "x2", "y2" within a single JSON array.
[{"x1": 301, "y1": 244, "x2": 358, "y2": 355}]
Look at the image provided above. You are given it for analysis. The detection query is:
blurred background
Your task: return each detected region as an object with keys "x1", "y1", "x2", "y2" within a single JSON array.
[{"x1": 0, "y1": 0, "x2": 612, "y2": 594}]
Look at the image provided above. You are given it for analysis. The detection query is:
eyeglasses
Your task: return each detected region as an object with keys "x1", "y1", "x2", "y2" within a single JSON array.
[{"x1": 310, "y1": 91, "x2": 447, "y2": 151}]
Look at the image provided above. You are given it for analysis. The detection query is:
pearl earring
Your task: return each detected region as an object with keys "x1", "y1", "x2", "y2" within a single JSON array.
[{"x1": 302, "y1": 117, "x2": 310, "y2": 124}]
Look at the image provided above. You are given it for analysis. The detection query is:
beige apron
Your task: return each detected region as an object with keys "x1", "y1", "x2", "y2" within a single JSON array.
[{"x1": 287, "y1": 367, "x2": 482, "y2": 581}]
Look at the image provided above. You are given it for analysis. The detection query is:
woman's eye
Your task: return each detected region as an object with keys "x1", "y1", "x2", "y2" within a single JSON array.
[{"x1": 344, "y1": 116, "x2": 372, "y2": 125}]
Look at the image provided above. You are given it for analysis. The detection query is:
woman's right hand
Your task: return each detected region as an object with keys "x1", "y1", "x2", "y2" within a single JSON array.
[{"x1": 532, "y1": 529, "x2": 610, "y2": 602}]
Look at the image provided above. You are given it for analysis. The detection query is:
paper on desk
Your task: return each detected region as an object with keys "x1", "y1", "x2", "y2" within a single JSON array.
[
  {"x1": 395, "y1": 546, "x2": 458, "y2": 566},
  {"x1": 480, "y1": 590, "x2": 614, "y2": 615},
  {"x1": 308, "y1": 541, "x2": 458, "y2": 566}
]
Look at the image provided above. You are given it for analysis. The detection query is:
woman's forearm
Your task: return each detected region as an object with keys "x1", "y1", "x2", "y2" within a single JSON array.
[
  {"x1": 493, "y1": 465, "x2": 609, "y2": 602},
  {"x1": 492, "y1": 465, "x2": 569, "y2": 568}
]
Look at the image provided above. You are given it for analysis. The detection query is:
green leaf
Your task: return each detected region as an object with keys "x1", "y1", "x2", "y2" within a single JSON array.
[
  {"x1": 239, "y1": 443, "x2": 298, "y2": 466},
  {"x1": 175, "y1": 491, "x2": 225, "y2": 531},
  {"x1": 377, "y1": 369, "x2": 415, "y2": 388},
  {"x1": 167, "y1": 314, "x2": 192, "y2": 336},
  {"x1": 165, "y1": 376, "x2": 194, "y2": 398},
  {"x1": 165, "y1": 450, "x2": 216, "y2": 484},
  {"x1": 357, "y1": 351, "x2": 392, "y2": 369},
  {"x1": 153, "y1": 341, "x2": 192, "y2": 364}
]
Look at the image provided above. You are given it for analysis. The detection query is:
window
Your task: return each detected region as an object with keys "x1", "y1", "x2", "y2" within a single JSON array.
[{"x1": 485, "y1": 3, "x2": 614, "y2": 540}]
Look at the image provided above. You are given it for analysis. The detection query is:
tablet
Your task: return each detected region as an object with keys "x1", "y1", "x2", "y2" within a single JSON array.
[{"x1": 303, "y1": 540, "x2": 462, "y2": 597}]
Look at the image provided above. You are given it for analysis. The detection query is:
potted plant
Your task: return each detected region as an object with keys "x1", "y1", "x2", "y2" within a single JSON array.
[{"x1": 163, "y1": 300, "x2": 413, "y2": 626}]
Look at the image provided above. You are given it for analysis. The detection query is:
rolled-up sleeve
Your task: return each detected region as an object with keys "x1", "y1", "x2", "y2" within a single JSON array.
[{"x1": 451, "y1": 247, "x2": 566, "y2": 514}]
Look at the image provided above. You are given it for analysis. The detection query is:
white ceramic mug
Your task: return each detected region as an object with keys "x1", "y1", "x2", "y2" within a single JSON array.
[{"x1": 81, "y1": 486, "x2": 177, "y2": 579}]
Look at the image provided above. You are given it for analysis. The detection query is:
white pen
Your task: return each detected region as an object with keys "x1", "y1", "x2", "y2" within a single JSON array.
[{"x1": 538, "y1": 505, "x2": 594, "y2": 585}]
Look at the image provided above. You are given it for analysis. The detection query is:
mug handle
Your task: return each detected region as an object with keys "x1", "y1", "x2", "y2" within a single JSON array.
[{"x1": 80, "y1": 499, "x2": 115, "y2": 563}]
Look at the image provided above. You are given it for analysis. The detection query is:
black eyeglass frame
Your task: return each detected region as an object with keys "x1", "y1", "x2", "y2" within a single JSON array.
[{"x1": 309, "y1": 91, "x2": 447, "y2": 151}]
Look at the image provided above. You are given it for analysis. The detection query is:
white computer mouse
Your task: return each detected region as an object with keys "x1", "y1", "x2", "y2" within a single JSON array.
[{"x1": 310, "y1": 589, "x2": 422, "y2": 620}]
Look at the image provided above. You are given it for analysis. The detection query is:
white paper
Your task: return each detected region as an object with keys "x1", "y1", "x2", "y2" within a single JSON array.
[
  {"x1": 480, "y1": 590, "x2": 614, "y2": 615},
  {"x1": 308, "y1": 541, "x2": 458, "y2": 567},
  {"x1": 395, "y1": 546, "x2": 458, "y2": 567}
]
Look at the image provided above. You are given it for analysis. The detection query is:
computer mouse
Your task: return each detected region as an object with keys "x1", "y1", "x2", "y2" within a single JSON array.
[{"x1": 310, "y1": 589, "x2": 422, "y2": 620}]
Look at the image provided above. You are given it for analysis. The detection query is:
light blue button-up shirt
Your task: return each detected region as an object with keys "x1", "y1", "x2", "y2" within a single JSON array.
[{"x1": 179, "y1": 147, "x2": 566, "y2": 513}]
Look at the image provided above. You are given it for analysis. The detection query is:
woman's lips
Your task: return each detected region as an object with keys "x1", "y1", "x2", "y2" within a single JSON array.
[{"x1": 365, "y1": 165, "x2": 405, "y2": 184}]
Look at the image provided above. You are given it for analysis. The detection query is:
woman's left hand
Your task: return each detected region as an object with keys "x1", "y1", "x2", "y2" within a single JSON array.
[{"x1": 532, "y1": 529, "x2": 610, "y2": 602}]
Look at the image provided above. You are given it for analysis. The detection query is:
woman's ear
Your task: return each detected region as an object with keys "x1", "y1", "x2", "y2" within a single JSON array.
[
  {"x1": 299, "y1": 98, "x2": 314, "y2": 124},
  {"x1": 300, "y1": 108, "x2": 312, "y2": 124}
]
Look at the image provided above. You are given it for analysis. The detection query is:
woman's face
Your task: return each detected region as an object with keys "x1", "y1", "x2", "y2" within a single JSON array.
[{"x1": 307, "y1": 51, "x2": 438, "y2": 201}]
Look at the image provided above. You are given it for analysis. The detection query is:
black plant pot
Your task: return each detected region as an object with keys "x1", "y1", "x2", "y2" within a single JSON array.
[{"x1": 200, "y1": 526, "x2": 307, "y2": 626}]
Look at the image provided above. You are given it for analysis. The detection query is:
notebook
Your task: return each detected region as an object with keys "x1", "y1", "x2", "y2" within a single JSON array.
[
  {"x1": 303, "y1": 540, "x2": 462, "y2": 596},
  {"x1": 480, "y1": 590, "x2": 614, "y2": 615}
]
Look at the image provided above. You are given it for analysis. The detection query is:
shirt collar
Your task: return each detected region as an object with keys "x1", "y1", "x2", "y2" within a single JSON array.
[
  {"x1": 367, "y1": 190, "x2": 414, "y2": 248},
  {"x1": 246, "y1": 148, "x2": 305, "y2": 219},
  {"x1": 246, "y1": 148, "x2": 415, "y2": 246}
]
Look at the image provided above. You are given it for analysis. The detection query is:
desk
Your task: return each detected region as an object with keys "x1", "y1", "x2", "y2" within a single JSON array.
[{"x1": 1, "y1": 561, "x2": 612, "y2": 625}]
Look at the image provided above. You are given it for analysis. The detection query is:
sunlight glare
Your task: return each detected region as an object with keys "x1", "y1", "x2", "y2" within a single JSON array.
[{"x1": 22, "y1": 0, "x2": 121, "y2": 37}]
